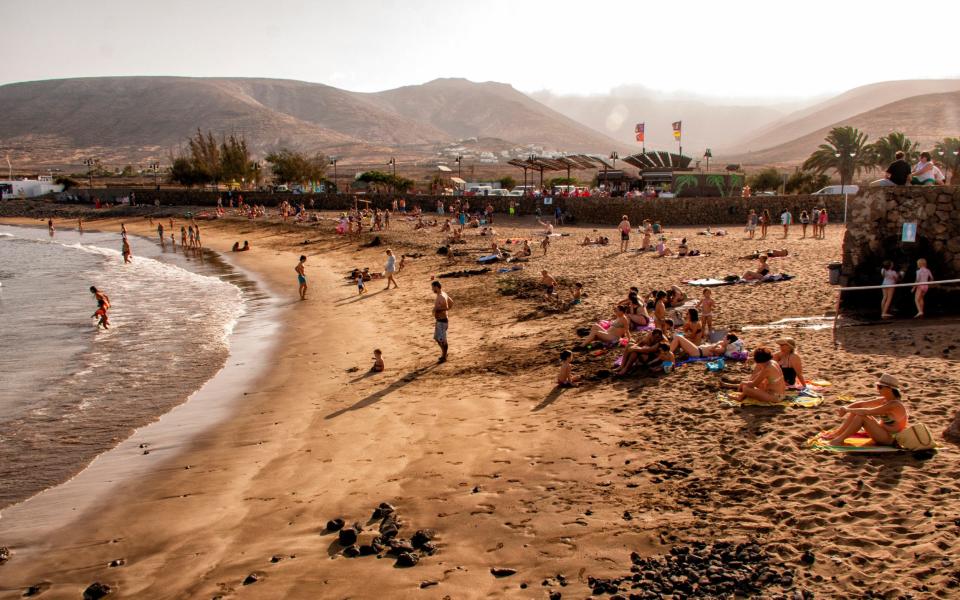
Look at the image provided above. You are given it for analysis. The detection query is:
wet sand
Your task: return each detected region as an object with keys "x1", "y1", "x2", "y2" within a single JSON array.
[{"x1": 0, "y1": 212, "x2": 958, "y2": 599}]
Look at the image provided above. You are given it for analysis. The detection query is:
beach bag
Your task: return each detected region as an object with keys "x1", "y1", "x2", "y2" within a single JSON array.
[{"x1": 895, "y1": 423, "x2": 935, "y2": 451}]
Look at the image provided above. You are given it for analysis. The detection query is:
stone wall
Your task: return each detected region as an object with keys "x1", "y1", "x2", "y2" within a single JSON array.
[
  {"x1": 840, "y1": 186, "x2": 960, "y2": 314},
  {"x1": 73, "y1": 188, "x2": 847, "y2": 227}
]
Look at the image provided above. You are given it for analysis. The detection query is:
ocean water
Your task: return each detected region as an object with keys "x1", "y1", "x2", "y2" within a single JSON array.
[{"x1": 0, "y1": 224, "x2": 250, "y2": 508}]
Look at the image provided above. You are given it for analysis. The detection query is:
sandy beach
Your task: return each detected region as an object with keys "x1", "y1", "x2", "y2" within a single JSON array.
[{"x1": 1, "y1": 209, "x2": 958, "y2": 599}]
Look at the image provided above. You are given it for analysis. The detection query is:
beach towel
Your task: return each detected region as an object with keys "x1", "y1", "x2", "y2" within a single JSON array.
[
  {"x1": 718, "y1": 390, "x2": 824, "y2": 408},
  {"x1": 477, "y1": 254, "x2": 501, "y2": 264},
  {"x1": 684, "y1": 274, "x2": 795, "y2": 287},
  {"x1": 685, "y1": 278, "x2": 731, "y2": 287},
  {"x1": 806, "y1": 432, "x2": 904, "y2": 453}
]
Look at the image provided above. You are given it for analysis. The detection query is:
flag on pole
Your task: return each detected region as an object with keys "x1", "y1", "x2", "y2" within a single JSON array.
[
  {"x1": 672, "y1": 121, "x2": 682, "y2": 141},
  {"x1": 634, "y1": 123, "x2": 645, "y2": 143}
]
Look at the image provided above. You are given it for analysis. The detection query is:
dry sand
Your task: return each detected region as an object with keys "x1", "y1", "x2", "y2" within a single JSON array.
[{"x1": 0, "y1": 211, "x2": 958, "y2": 599}]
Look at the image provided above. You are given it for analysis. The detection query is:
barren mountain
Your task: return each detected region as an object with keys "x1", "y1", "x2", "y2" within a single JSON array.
[
  {"x1": 362, "y1": 78, "x2": 629, "y2": 153},
  {"x1": 730, "y1": 79, "x2": 960, "y2": 154},
  {"x1": 729, "y1": 90, "x2": 960, "y2": 167},
  {"x1": 0, "y1": 76, "x2": 625, "y2": 167}
]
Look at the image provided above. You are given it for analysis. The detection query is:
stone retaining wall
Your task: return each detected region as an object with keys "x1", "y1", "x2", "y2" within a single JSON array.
[
  {"x1": 840, "y1": 186, "x2": 960, "y2": 314},
  {"x1": 71, "y1": 188, "x2": 847, "y2": 227}
]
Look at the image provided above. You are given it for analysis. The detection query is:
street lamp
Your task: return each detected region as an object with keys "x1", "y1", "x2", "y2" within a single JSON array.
[
  {"x1": 329, "y1": 157, "x2": 338, "y2": 194},
  {"x1": 610, "y1": 151, "x2": 619, "y2": 170},
  {"x1": 834, "y1": 151, "x2": 856, "y2": 195},
  {"x1": 454, "y1": 154, "x2": 462, "y2": 179},
  {"x1": 83, "y1": 158, "x2": 99, "y2": 191},
  {"x1": 387, "y1": 157, "x2": 396, "y2": 194},
  {"x1": 704, "y1": 148, "x2": 712, "y2": 172},
  {"x1": 149, "y1": 161, "x2": 160, "y2": 191}
]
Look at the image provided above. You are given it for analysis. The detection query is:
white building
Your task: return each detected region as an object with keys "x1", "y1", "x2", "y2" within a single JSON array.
[{"x1": 0, "y1": 176, "x2": 64, "y2": 199}]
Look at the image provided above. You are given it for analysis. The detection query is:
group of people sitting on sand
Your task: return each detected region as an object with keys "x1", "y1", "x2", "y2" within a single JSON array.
[{"x1": 231, "y1": 240, "x2": 250, "y2": 252}]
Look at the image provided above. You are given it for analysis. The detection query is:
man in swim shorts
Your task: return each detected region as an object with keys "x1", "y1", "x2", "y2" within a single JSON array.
[
  {"x1": 295, "y1": 255, "x2": 307, "y2": 300},
  {"x1": 432, "y1": 280, "x2": 453, "y2": 363}
]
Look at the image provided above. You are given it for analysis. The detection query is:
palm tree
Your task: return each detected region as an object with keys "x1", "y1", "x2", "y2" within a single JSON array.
[
  {"x1": 802, "y1": 126, "x2": 874, "y2": 187},
  {"x1": 933, "y1": 137, "x2": 960, "y2": 184},
  {"x1": 870, "y1": 132, "x2": 919, "y2": 168}
]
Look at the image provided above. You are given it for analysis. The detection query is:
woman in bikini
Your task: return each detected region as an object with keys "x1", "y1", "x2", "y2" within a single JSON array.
[
  {"x1": 669, "y1": 332, "x2": 741, "y2": 359},
  {"x1": 584, "y1": 305, "x2": 630, "y2": 346},
  {"x1": 624, "y1": 294, "x2": 651, "y2": 329},
  {"x1": 734, "y1": 346, "x2": 786, "y2": 403},
  {"x1": 772, "y1": 337, "x2": 806, "y2": 387},
  {"x1": 819, "y1": 373, "x2": 907, "y2": 446}
]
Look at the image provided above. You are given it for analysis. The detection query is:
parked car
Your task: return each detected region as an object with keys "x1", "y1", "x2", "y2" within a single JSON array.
[
  {"x1": 507, "y1": 190, "x2": 524, "y2": 196},
  {"x1": 488, "y1": 188, "x2": 509, "y2": 196},
  {"x1": 813, "y1": 185, "x2": 860, "y2": 196},
  {"x1": 273, "y1": 184, "x2": 290, "y2": 192},
  {"x1": 511, "y1": 186, "x2": 536, "y2": 195}
]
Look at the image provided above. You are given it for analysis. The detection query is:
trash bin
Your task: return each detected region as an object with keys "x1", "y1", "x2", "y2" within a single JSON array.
[{"x1": 828, "y1": 262, "x2": 842, "y2": 285}]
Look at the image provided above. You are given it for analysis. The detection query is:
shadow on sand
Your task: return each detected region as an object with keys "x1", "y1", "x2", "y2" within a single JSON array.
[
  {"x1": 532, "y1": 386, "x2": 569, "y2": 412},
  {"x1": 325, "y1": 363, "x2": 438, "y2": 420}
]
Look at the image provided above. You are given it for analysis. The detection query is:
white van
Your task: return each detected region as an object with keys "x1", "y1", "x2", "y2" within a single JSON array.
[{"x1": 813, "y1": 185, "x2": 859, "y2": 196}]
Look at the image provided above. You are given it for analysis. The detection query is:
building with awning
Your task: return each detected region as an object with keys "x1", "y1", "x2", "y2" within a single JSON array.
[
  {"x1": 507, "y1": 154, "x2": 614, "y2": 191},
  {"x1": 620, "y1": 151, "x2": 743, "y2": 197}
]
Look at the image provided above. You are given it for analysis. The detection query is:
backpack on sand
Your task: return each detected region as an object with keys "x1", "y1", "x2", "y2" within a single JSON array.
[{"x1": 895, "y1": 423, "x2": 936, "y2": 451}]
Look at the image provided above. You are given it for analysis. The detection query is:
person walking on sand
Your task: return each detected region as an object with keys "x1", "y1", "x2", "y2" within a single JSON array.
[
  {"x1": 914, "y1": 258, "x2": 933, "y2": 318},
  {"x1": 617, "y1": 215, "x2": 631, "y2": 253},
  {"x1": 384, "y1": 249, "x2": 399, "y2": 290},
  {"x1": 431, "y1": 281, "x2": 453, "y2": 363},
  {"x1": 780, "y1": 209, "x2": 792, "y2": 239},
  {"x1": 295, "y1": 255, "x2": 308, "y2": 300},
  {"x1": 157, "y1": 222, "x2": 164, "y2": 245},
  {"x1": 745, "y1": 209, "x2": 758, "y2": 239},
  {"x1": 122, "y1": 237, "x2": 132, "y2": 264},
  {"x1": 90, "y1": 286, "x2": 110, "y2": 329}
]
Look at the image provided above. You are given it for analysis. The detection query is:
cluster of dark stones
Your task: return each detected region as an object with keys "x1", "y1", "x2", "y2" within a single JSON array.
[
  {"x1": 587, "y1": 541, "x2": 803, "y2": 599},
  {"x1": 0, "y1": 546, "x2": 9, "y2": 564},
  {"x1": 325, "y1": 502, "x2": 436, "y2": 568},
  {"x1": 82, "y1": 582, "x2": 112, "y2": 599},
  {"x1": 637, "y1": 459, "x2": 693, "y2": 483}
]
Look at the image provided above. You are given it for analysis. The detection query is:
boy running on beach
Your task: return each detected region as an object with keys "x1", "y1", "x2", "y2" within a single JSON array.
[
  {"x1": 431, "y1": 281, "x2": 453, "y2": 363},
  {"x1": 90, "y1": 286, "x2": 110, "y2": 329},
  {"x1": 295, "y1": 255, "x2": 307, "y2": 300}
]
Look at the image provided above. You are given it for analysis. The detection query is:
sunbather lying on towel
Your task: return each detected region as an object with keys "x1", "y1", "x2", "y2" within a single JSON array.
[
  {"x1": 740, "y1": 248, "x2": 788, "y2": 260},
  {"x1": 670, "y1": 332, "x2": 743, "y2": 359}
]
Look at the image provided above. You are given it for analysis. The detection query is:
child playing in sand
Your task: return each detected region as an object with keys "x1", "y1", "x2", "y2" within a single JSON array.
[
  {"x1": 654, "y1": 343, "x2": 676, "y2": 373},
  {"x1": 540, "y1": 236, "x2": 550, "y2": 255},
  {"x1": 371, "y1": 349, "x2": 384, "y2": 372},
  {"x1": 571, "y1": 282, "x2": 583, "y2": 305},
  {"x1": 880, "y1": 260, "x2": 900, "y2": 318},
  {"x1": 357, "y1": 272, "x2": 367, "y2": 295},
  {"x1": 557, "y1": 350, "x2": 579, "y2": 387},
  {"x1": 914, "y1": 258, "x2": 933, "y2": 318},
  {"x1": 697, "y1": 289, "x2": 716, "y2": 334},
  {"x1": 655, "y1": 237, "x2": 672, "y2": 257}
]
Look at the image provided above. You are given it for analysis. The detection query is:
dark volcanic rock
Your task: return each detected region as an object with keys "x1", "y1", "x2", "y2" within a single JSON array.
[
  {"x1": 325, "y1": 518, "x2": 345, "y2": 532},
  {"x1": 411, "y1": 529, "x2": 435, "y2": 548},
  {"x1": 108, "y1": 558, "x2": 125, "y2": 568},
  {"x1": 342, "y1": 545, "x2": 361, "y2": 558},
  {"x1": 800, "y1": 549, "x2": 816, "y2": 565},
  {"x1": 0, "y1": 546, "x2": 9, "y2": 564},
  {"x1": 491, "y1": 567, "x2": 517, "y2": 577},
  {"x1": 338, "y1": 528, "x2": 358, "y2": 546},
  {"x1": 82, "y1": 582, "x2": 112, "y2": 599},
  {"x1": 395, "y1": 552, "x2": 419, "y2": 567},
  {"x1": 549, "y1": 592, "x2": 562, "y2": 600},
  {"x1": 420, "y1": 580, "x2": 439, "y2": 588},
  {"x1": 358, "y1": 544, "x2": 379, "y2": 556},
  {"x1": 242, "y1": 573, "x2": 261, "y2": 585}
]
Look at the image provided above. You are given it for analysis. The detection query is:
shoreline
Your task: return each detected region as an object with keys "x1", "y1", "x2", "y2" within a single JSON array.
[
  {"x1": 0, "y1": 219, "x2": 283, "y2": 533},
  {"x1": 0, "y1": 210, "x2": 958, "y2": 599}
]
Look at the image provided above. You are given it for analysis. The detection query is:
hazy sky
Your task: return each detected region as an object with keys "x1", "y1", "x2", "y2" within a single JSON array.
[{"x1": 4, "y1": 0, "x2": 958, "y2": 100}]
